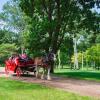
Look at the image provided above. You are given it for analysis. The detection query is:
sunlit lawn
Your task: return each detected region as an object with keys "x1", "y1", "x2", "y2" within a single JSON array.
[
  {"x1": 54, "y1": 67, "x2": 100, "y2": 82},
  {"x1": 0, "y1": 78, "x2": 95, "y2": 100}
]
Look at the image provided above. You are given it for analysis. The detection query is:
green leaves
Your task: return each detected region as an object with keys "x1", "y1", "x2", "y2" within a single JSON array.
[
  {"x1": 0, "y1": 0, "x2": 26, "y2": 32},
  {"x1": 0, "y1": 43, "x2": 17, "y2": 63},
  {"x1": 0, "y1": 30, "x2": 18, "y2": 44},
  {"x1": 71, "y1": 44, "x2": 100, "y2": 65},
  {"x1": 0, "y1": 0, "x2": 99, "y2": 58},
  {"x1": 86, "y1": 44, "x2": 100, "y2": 61}
]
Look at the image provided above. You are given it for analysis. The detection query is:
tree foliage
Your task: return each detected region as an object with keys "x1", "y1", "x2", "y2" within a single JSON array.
[
  {"x1": 0, "y1": 29, "x2": 20, "y2": 45},
  {"x1": 0, "y1": 43, "x2": 17, "y2": 63},
  {"x1": 71, "y1": 44, "x2": 100, "y2": 68},
  {"x1": 16, "y1": 0, "x2": 100, "y2": 54},
  {"x1": 0, "y1": 0, "x2": 26, "y2": 32},
  {"x1": 85, "y1": 44, "x2": 100, "y2": 63},
  {"x1": 1, "y1": 0, "x2": 99, "y2": 54}
]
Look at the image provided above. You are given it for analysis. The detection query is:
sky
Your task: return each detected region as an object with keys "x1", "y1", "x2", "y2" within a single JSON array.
[
  {"x1": 0, "y1": 0, "x2": 9, "y2": 12},
  {"x1": 92, "y1": 5, "x2": 100, "y2": 13}
]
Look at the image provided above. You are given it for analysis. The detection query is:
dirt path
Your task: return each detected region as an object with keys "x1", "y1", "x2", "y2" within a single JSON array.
[
  {"x1": 11, "y1": 76, "x2": 100, "y2": 98},
  {"x1": 0, "y1": 67, "x2": 100, "y2": 98}
]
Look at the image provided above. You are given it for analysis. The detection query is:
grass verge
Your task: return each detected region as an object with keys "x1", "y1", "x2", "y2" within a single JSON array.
[
  {"x1": 0, "y1": 78, "x2": 96, "y2": 100},
  {"x1": 54, "y1": 68, "x2": 100, "y2": 82}
]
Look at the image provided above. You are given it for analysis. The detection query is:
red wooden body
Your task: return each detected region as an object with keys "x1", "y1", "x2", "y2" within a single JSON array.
[{"x1": 5, "y1": 56, "x2": 35, "y2": 74}]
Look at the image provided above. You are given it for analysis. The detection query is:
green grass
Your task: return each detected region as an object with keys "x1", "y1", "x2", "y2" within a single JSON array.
[
  {"x1": 0, "y1": 78, "x2": 96, "y2": 100},
  {"x1": 54, "y1": 68, "x2": 100, "y2": 82}
]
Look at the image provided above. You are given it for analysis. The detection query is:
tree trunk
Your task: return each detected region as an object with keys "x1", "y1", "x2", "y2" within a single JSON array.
[
  {"x1": 50, "y1": 61, "x2": 54, "y2": 73},
  {"x1": 73, "y1": 37, "x2": 79, "y2": 69},
  {"x1": 81, "y1": 51, "x2": 84, "y2": 70},
  {"x1": 50, "y1": 0, "x2": 61, "y2": 73},
  {"x1": 58, "y1": 50, "x2": 61, "y2": 68}
]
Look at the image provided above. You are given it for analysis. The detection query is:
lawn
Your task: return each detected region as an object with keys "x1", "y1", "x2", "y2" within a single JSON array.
[
  {"x1": 54, "y1": 68, "x2": 100, "y2": 82},
  {"x1": 0, "y1": 78, "x2": 95, "y2": 100}
]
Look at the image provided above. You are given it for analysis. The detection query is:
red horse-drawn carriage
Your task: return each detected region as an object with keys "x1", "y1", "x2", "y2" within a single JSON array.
[
  {"x1": 5, "y1": 54, "x2": 36, "y2": 76},
  {"x1": 5, "y1": 51, "x2": 55, "y2": 80}
]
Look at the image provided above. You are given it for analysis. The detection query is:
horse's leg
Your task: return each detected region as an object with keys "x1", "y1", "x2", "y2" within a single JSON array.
[
  {"x1": 36, "y1": 66, "x2": 39, "y2": 78},
  {"x1": 41, "y1": 67, "x2": 45, "y2": 79},
  {"x1": 47, "y1": 66, "x2": 51, "y2": 80}
]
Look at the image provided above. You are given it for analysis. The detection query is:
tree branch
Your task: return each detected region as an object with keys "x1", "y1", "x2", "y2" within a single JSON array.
[{"x1": 41, "y1": 0, "x2": 48, "y2": 14}]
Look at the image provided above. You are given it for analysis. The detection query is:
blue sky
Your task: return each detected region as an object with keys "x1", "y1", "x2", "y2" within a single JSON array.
[
  {"x1": 0, "y1": 0, "x2": 9, "y2": 12},
  {"x1": 92, "y1": 6, "x2": 100, "y2": 13}
]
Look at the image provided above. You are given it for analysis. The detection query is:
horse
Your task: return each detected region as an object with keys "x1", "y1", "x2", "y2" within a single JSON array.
[{"x1": 33, "y1": 52, "x2": 56, "y2": 80}]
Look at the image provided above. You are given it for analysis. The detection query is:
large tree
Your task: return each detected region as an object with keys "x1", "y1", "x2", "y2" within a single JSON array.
[
  {"x1": 14, "y1": 0, "x2": 100, "y2": 72},
  {"x1": 17, "y1": 0, "x2": 99, "y2": 51}
]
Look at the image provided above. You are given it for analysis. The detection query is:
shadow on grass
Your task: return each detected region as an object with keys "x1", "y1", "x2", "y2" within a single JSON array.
[{"x1": 55, "y1": 71, "x2": 100, "y2": 81}]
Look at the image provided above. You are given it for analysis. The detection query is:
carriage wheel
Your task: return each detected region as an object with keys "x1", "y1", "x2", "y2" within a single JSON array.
[
  {"x1": 5, "y1": 66, "x2": 9, "y2": 75},
  {"x1": 16, "y1": 67, "x2": 22, "y2": 77}
]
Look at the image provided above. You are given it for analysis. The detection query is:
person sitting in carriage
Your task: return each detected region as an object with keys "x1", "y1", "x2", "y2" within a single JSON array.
[
  {"x1": 21, "y1": 53, "x2": 27, "y2": 59},
  {"x1": 19, "y1": 52, "x2": 32, "y2": 62},
  {"x1": 19, "y1": 53, "x2": 27, "y2": 61}
]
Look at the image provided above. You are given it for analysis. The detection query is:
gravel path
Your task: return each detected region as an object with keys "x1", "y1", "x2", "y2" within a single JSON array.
[{"x1": 0, "y1": 67, "x2": 100, "y2": 99}]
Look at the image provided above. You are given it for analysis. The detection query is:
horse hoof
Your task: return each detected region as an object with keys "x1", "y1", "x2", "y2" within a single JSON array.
[
  {"x1": 41, "y1": 75, "x2": 45, "y2": 80},
  {"x1": 47, "y1": 76, "x2": 52, "y2": 80},
  {"x1": 36, "y1": 74, "x2": 40, "y2": 78}
]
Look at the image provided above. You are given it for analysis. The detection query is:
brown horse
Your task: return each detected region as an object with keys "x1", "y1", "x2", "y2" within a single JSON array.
[{"x1": 33, "y1": 52, "x2": 56, "y2": 80}]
